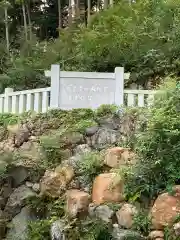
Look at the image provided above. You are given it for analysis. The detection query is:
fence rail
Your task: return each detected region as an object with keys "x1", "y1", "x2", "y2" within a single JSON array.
[
  {"x1": 0, "y1": 87, "x2": 50, "y2": 114},
  {"x1": 124, "y1": 90, "x2": 157, "y2": 107},
  {"x1": 0, "y1": 65, "x2": 158, "y2": 114},
  {"x1": 0, "y1": 87, "x2": 156, "y2": 114}
]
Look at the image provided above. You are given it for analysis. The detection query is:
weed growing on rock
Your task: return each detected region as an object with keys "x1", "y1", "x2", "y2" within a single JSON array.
[
  {"x1": 28, "y1": 219, "x2": 53, "y2": 240},
  {"x1": 95, "y1": 104, "x2": 118, "y2": 118},
  {"x1": 0, "y1": 113, "x2": 19, "y2": 126},
  {"x1": 26, "y1": 195, "x2": 66, "y2": 219},
  {"x1": 132, "y1": 210, "x2": 151, "y2": 236},
  {"x1": 77, "y1": 151, "x2": 104, "y2": 185},
  {"x1": 78, "y1": 219, "x2": 112, "y2": 240},
  {"x1": 106, "y1": 203, "x2": 122, "y2": 212},
  {"x1": 73, "y1": 119, "x2": 97, "y2": 134}
]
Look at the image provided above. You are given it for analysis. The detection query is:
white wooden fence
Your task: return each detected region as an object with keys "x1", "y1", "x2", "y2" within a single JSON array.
[
  {"x1": 0, "y1": 87, "x2": 51, "y2": 114},
  {"x1": 0, "y1": 65, "x2": 156, "y2": 114}
]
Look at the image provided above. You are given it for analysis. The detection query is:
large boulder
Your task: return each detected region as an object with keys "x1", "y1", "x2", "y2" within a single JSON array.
[
  {"x1": 89, "y1": 128, "x2": 120, "y2": 149},
  {"x1": 66, "y1": 189, "x2": 90, "y2": 218},
  {"x1": 97, "y1": 116, "x2": 120, "y2": 130},
  {"x1": 5, "y1": 207, "x2": 36, "y2": 240},
  {"x1": 116, "y1": 203, "x2": 138, "y2": 229},
  {"x1": 4, "y1": 185, "x2": 36, "y2": 220},
  {"x1": 85, "y1": 126, "x2": 99, "y2": 137},
  {"x1": 6, "y1": 166, "x2": 29, "y2": 187},
  {"x1": 40, "y1": 166, "x2": 74, "y2": 197},
  {"x1": 92, "y1": 173, "x2": 124, "y2": 205},
  {"x1": 104, "y1": 147, "x2": 136, "y2": 168},
  {"x1": 151, "y1": 186, "x2": 180, "y2": 230}
]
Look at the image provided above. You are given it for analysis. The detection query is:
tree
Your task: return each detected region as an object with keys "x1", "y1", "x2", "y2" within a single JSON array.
[
  {"x1": 21, "y1": 0, "x2": 28, "y2": 41},
  {"x1": 0, "y1": 0, "x2": 11, "y2": 53},
  {"x1": 58, "y1": 0, "x2": 62, "y2": 36},
  {"x1": 26, "y1": 0, "x2": 32, "y2": 40},
  {"x1": 103, "y1": 0, "x2": 108, "y2": 9},
  {"x1": 87, "y1": 0, "x2": 91, "y2": 24}
]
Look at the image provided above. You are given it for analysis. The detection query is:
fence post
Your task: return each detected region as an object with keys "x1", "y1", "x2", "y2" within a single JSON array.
[
  {"x1": 114, "y1": 67, "x2": 124, "y2": 106},
  {"x1": 49, "y1": 64, "x2": 61, "y2": 109},
  {"x1": 4, "y1": 88, "x2": 13, "y2": 113}
]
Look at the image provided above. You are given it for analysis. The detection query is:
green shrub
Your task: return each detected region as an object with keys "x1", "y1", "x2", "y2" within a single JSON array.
[
  {"x1": 77, "y1": 152, "x2": 104, "y2": 184},
  {"x1": 73, "y1": 119, "x2": 97, "y2": 134},
  {"x1": 125, "y1": 81, "x2": 180, "y2": 199},
  {"x1": 132, "y1": 210, "x2": 151, "y2": 236},
  {"x1": 0, "y1": 113, "x2": 19, "y2": 126},
  {"x1": 27, "y1": 219, "x2": 52, "y2": 240},
  {"x1": 164, "y1": 226, "x2": 179, "y2": 240},
  {"x1": 27, "y1": 195, "x2": 65, "y2": 219},
  {"x1": 95, "y1": 104, "x2": 118, "y2": 118},
  {"x1": 79, "y1": 219, "x2": 112, "y2": 240},
  {"x1": 27, "y1": 195, "x2": 66, "y2": 239}
]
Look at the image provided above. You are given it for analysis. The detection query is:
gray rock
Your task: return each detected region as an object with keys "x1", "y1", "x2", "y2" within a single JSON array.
[
  {"x1": 4, "y1": 185, "x2": 36, "y2": 220},
  {"x1": 64, "y1": 156, "x2": 80, "y2": 169},
  {"x1": 6, "y1": 207, "x2": 35, "y2": 240},
  {"x1": 74, "y1": 144, "x2": 91, "y2": 156},
  {"x1": 77, "y1": 175, "x2": 91, "y2": 193},
  {"x1": 7, "y1": 166, "x2": 29, "y2": 188},
  {"x1": 0, "y1": 176, "x2": 13, "y2": 210},
  {"x1": 88, "y1": 204, "x2": 114, "y2": 223},
  {"x1": 85, "y1": 126, "x2": 99, "y2": 137},
  {"x1": 98, "y1": 116, "x2": 120, "y2": 130},
  {"x1": 14, "y1": 125, "x2": 30, "y2": 148},
  {"x1": 90, "y1": 128, "x2": 120, "y2": 149},
  {"x1": 112, "y1": 225, "x2": 145, "y2": 240},
  {"x1": 50, "y1": 219, "x2": 66, "y2": 240}
]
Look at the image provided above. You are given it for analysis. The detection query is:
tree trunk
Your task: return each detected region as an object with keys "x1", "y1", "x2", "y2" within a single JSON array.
[
  {"x1": 97, "y1": 0, "x2": 101, "y2": 11},
  {"x1": 104, "y1": 0, "x2": 108, "y2": 9},
  {"x1": 68, "y1": 0, "x2": 72, "y2": 26},
  {"x1": 84, "y1": 0, "x2": 87, "y2": 26},
  {"x1": 58, "y1": 0, "x2": 62, "y2": 36},
  {"x1": 71, "y1": 0, "x2": 76, "y2": 22},
  {"x1": 87, "y1": 0, "x2": 91, "y2": 24},
  {"x1": 109, "y1": 0, "x2": 113, "y2": 6},
  {"x1": 76, "y1": 0, "x2": 80, "y2": 19},
  {"x1": 26, "y1": 0, "x2": 32, "y2": 40},
  {"x1": 22, "y1": 1, "x2": 28, "y2": 41},
  {"x1": 4, "y1": 6, "x2": 9, "y2": 53}
]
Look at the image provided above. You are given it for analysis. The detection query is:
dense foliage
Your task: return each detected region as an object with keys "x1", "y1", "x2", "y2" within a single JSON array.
[
  {"x1": 125, "y1": 80, "x2": 180, "y2": 199},
  {"x1": 1, "y1": 0, "x2": 180, "y2": 91}
]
